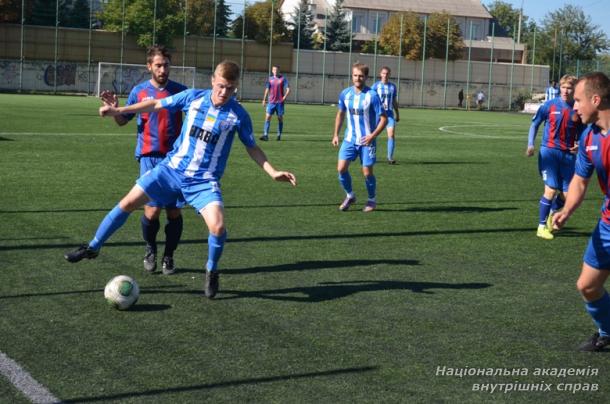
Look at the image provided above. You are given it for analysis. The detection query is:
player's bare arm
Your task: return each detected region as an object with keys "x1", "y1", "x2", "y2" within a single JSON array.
[
  {"x1": 262, "y1": 88, "x2": 269, "y2": 105},
  {"x1": 332, "y1": 110, "x2": 345, "y2": 147},
  {"x1": 393, "y1": 99, "x2": 400, "y2": 122},
  {"x1": 362, "y1": 115, "x2": 388, "y2": 146},
  {"x1": 552, "y1": 174, "x2": 590, "y2": 230},
  {"x1": 282, "y1": 87, "x2": 291, "y2": 103},
  {"x1": 526, "y1": 146, "x2": 535, "y2": 156},
  {"x1": 246, "y1": 145, "x2": 297, "y2": 186},
  {"x1": 99, "y1": 99, "x2": 161, "y2": 118}
]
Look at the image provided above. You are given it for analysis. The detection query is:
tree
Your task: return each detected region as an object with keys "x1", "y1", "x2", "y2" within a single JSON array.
[
  {"x1": 377, "y1": 12, "x2": 423, "y2": 60},
  {"x1": 0, "y1": 0, "x2": 25, "y2": 23},
  {"x1": 424, "y1": 12, "x2": 463, "y2": 60},
  {"x1": 99, "y1": 0, "x2": 185, "y2": 48},
  {"x1": 288, "y1": 0, "x2": 316, "y2": 49},
  {"x1": 65, "y1": 0, "x2": 91, "y2": 29},
  {"x1": 324, "y1": 0, "x2": 351, "y2": 51},
  {"x1": 485, "y1": 0, "x2": 529, "y2": 38},
  {"x1": 536, "y1": 5, "x2": 609, "y2": 78},
  {"x1": 231, "y1": 0, "x2": 288, "y2": 44},
  {"x1": 186, "y1": 0, "x2": 232, "y2": 37}
]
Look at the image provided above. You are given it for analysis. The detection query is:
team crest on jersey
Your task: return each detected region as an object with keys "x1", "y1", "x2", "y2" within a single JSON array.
[{"x1": 219, "y1": 120, "x2": 231, "y2": 131}]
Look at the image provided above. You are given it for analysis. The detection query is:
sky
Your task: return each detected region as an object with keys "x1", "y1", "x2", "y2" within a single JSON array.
[{"x1": 493, "y1": 0, "x2": 610, "y2": 38}]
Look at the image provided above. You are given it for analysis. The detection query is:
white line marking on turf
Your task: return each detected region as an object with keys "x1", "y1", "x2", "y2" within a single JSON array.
[
  {"x1": 438, "y1": 123, "x2": 523, "y2": 140},
  {"x1": 0, "y1": 351, "x2": 61, "y2": 403}
]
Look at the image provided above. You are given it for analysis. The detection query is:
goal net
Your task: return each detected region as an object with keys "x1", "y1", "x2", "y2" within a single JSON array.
[{"x1": 95, "y1": 62, "x2": 196, "y2": 97}]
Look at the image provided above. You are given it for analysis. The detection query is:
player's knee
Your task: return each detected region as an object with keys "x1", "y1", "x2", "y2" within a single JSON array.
[
  {"x1": 166, "y1": 208, "x2": 181, "y2": 220},
  {"x1": 576, "y1": 278, "x2": 603, "y2": 300},
  {"x1": 209, "y1": 223, "x2": 225, "y2": 237}
]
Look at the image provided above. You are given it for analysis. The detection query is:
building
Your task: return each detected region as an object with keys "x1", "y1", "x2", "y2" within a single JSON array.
[{"x1": 280, "y1": 0, "x2": 526, "y2": 63}]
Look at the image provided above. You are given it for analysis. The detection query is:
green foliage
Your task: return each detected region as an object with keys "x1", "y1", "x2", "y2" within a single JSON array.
[
  {"x1": 485, "y1": 0, "x2": 529, "y2": 38},
  {"x1": 232, "y1": 0, "x2": 288, "y2": 44},
  {"x1": 0, "y1": 0, "x2": 24, "y2": 23},
  {"x1": 288, "y1": 0, "x2": 316, "y2": 50},
  {"x1": 378, "y1": 12, "x2": 422, "y2": 59},
  {"x1": 424, "y1": 12, "x2": 463, "y2": 60},
  {"x1": 324, "y1": 0, "x2": 351, "y2": 51},
  {"x1": 99, "y1": 0, "x2": 185, "y2": 48},
  {"x1": 186, "y1": 0, "x2": 232, "y2": 37}
]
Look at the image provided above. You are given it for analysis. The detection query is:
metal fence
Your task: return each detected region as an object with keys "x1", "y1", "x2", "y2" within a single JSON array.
[{"x1": 2, "y1": 0, "x2": 609, "y2": 110}]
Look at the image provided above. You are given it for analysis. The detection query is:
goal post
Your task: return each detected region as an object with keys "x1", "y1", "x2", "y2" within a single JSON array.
[{"x1": 95, "y1": 62, "x2": 196, "y2": 97}]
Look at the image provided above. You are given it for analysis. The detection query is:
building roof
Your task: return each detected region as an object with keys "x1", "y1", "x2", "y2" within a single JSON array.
[{"x1": 343, "y1": 0, "x2": 492, "y2": 19}]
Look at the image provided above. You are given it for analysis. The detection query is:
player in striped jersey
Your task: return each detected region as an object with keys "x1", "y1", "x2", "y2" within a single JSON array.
[
  {"x1": 100, "y1": 45, "x2": 187, "y2": 275},
  {"x1": 552, "y1": 72, "x2": 610, "y2": 351},
  {"x1": 545, "y1": 80, "x2": 559, "y2": 101},
  {"x1": 371, "y1": 66, "x2": 400, "y2": 164},
  {"x1": 65, "y1": 61, "x2": 297, "y2": 299},
  {"x1": 526, "y1": 74, "x2": 583, "y2": 240},
  {"x1": 261, "y1": 65, "x2": 290, "y2": 141},
  {"x1": 332, "y1": 63, "x2": 387, "y2": 212}
]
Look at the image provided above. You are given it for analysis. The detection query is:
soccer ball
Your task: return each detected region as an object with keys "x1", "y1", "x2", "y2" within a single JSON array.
[{"x1": 104, "y1": 275, "x2": 140, "y2": 310}]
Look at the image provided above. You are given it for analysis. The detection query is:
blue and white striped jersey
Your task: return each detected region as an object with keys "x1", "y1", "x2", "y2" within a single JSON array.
[
  {"x1": 338, "y1": 86, "x2": 385, "y2": 145},
  {"x1": 159, "y1": 89, "x2": 255, "y2": 181},
  {"x1": 371, "y1": 81, "x2": 397, "y2": 113}
]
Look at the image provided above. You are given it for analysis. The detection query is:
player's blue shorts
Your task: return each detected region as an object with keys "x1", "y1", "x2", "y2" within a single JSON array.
[
  {"x1": 538, "y1": 146, "x2": 575, "y2": 192},
  {"x1": 386, "y1": 111, "x2": 396, "y2": 129},
  {"x1": 584, "y1": 219, "x2": 610, "y2": 270},
  {"x1": 138, "y1": 156, "x2": 184, "y2": 209},
  {"x1": 136, "y1": 163, "x2": 222, "y2": 213},
  {"x1": 266, "y1": 102, "x2": 284, "y2": 116},
  {"x1": 339, "y1": 140, "x2": 376, "y2": 167}
]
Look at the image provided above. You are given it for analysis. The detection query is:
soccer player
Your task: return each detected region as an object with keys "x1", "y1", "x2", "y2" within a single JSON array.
[
  {"x1": 526, "y1": 74, "x2": 583, "y2": 240},
  {"x1": 371, "y1": 66, "x2": 400, "y2": 164},
  {"x1": 476, "y1": 90, "x2": 486, "y2": 110},
  {"x1": 100, "y1": 45, "x2": 187, "y2": 275},
  {"x1": 545, "y1": 80, "x2": 560, "y2": 101},
  {"x1": 552, "y1": 72, "x2": 610, "y2": 351},
  {"x1": 332, "y1": 62, "x2": 387, "y2": 213},
  {"x1": 65, "y1": 61, "x2": 297, "y2": 299},
  {"x1": 261, "y1": 65, "x2": 290, "y2": 141}
]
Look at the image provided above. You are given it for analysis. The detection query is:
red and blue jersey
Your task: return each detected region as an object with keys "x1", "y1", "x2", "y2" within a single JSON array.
[
  {"x1": 528, "y1": 97, "x2": 583, "y2": 151},
  {"x1": 265, "y1": 75, "x2": 289, "y2": 104},
  {"x1": 123, "y1": 79, "x2": 187, "y2": 158},
  {"x1": 577, "y1": 125, "x2": 610, "y2": 224}
]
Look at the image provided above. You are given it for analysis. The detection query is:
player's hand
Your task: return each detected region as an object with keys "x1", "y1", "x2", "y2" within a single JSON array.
[
  {"x1": 100, "y1": 90, "x2": 118, "y2": 107},
  {"x1": 331, "y1": 135, "x2": 339, "y2": 147},
  {"x1": 552, "y1": 210, "x2": 569, "y2": 230},
  {"x1": 526, "y1": 146, "x2": 535, "y2": 157},
  {"x1": 99, "y1": 105, "x2": 118, "y2": 117},
  {"x1": 569, "y1": 144, "x2": 579, "y2": 154},
  {"x1": 395, "y1": 116, "x2": 400, "y2": 122},
  {"x1": 262, "y1": 100, "x2": 266, "y2": 106},
  {"x1": 362, "y1": 134, "x2": 375, "y2": 146},
  {"x1": 272, "y1": 171, "x2": 297, "y2": 186}
]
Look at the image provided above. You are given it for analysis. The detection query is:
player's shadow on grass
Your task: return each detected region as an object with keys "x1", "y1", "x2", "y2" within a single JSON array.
[
  {"x1": 61, "y1": 365, "x2": 379, "y2": 402},
  {"x1": 0, "y1": 284, "x2": 182, "y2": 301},
  {"x1": 404, "y1": 161, "x2": 489, "y2": 165},
  {"x1": 180, "y1": 259, "x2": 420, "y2": 275},
  {"x1": 0, "y1": 136, "x2": 14, "y2": 141},
  {"x1": 218, "y1": 280, "x2": 492, "y2": 303}
]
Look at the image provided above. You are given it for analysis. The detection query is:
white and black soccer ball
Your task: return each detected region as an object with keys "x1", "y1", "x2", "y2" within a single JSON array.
[{"x1": 104, "y1": 275, "x2": 140, "y2": 310}]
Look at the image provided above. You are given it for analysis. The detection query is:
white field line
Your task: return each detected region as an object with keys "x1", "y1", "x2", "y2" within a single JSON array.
[
  {"x1": 438, "y1": 123, "x2": 524, "y2": 140},
  {"x1": 0, "y1": 351, "x2": 61, "y2": 403}
]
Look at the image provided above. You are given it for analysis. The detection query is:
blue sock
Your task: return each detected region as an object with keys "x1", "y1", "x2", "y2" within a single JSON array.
[
  {"x1": 538, "y1": 196, "x2": 552, "y2": 225},
  {"x1": 387, "y1": 138, "x2": 395, "y2": 160},
  {"x1": 365, "y1": 175, "x2": 376, "y2": 200},
  {"x1": 141, "y1": 216, "x2": 160, "y2": 252},
  {"x1": 338, "y1": 171, "x2": 352, "y2": 195},
  {"x1": 206, "y1": 231, "x2": 227, "y2": 272},
  {"x1": 263, "y1": 121, "x2": 270, "y2": 137},
  {"x1": 552, "y1": 195, "x2": 565, "y2": 212},
  {"x1": 164, "y1": 215, "x2": 183, "y2": 257},
  {"x1": 278, "y1": 121, "x2": 283, "y2": 136},
  {"x1": 586, "y1": 292, "x2": 610, "y2": 337},
  {"x1": 89, "y1": 204, "x2": 130, "y2": 251}
]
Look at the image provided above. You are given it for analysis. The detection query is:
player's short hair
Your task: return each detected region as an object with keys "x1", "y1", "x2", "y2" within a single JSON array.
[
  {"x1": 380, "y1": 66, "x2": 391, "y2": 74},
  {"x1": 214, "y1": 60, "x2": 240, "y2": 82},
  {"x1": 578, "y1": 72, "x2": 610, "y2": 105},
  {"x1": 146, "y1": 45, "x2": 171, "y2": 64},
  {"x1": 559, "y1": 74, "x2": 577, "y2": 87},
  {"x1": 272, "y1": 65, "x2": 280, "y2": 69},
  {"x1": 352, "y1": 62, "x2": 369, "y2": 77}
]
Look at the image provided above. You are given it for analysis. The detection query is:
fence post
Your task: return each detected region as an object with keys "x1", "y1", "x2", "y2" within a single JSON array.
[
  {"x1": 397, "y1": 14, "x2": 403, "y2": 100},
  {"x1": 487, "y1": 23, "x2": 495, "y2": 110},
  {"x1": 419, "y1": 15, "x2": 427, "y2": 107},
  {"x1": 443, "y1": 17, "x2": 450, "y2": 109},
  {"x1": 509, "y1": 23, "x2": 516, "y2": 111}
]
